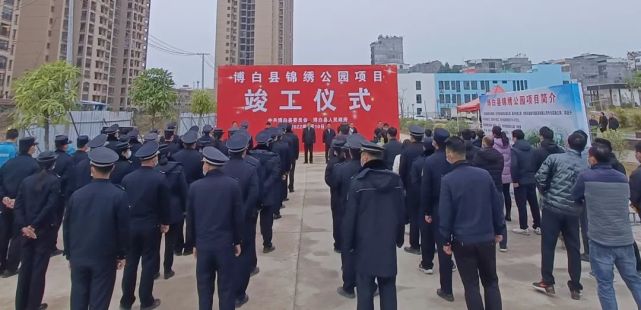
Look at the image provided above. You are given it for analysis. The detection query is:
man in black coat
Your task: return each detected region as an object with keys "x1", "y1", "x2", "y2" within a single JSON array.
[
  {"x1": 186, "y1": 147, "x2": 243, "y2": 310},
  {"x1": 284, "y1": 124, "x2": 300, "y2": 192},
  {"x1": 382, "y1": 127, "x2": 402, "y2": 170},
  {"x1": 334, "y1": 134, "x2": 366, "y2": 298},
  {"x1": 399, "y1": 125, "x2": 425, "y2": 255},
  {"x1": 163, "y1": 126, "x2": 181, "y2": 157},
  {"x1": 325, "y1": 138, "x2": 346, "y2": 252},
  {"x1": 128, "y1": 129, "x2": 143, "y2": 170},
  {"x1": 171, "y1": 131, "x2": 203, "y2": 255},
  {"x1": 53, "y1": 135, "x2": 76, "y2": 256},
  {"x1": 439, "y1": 137, "x2": 505, "y2": 310},
  {"x1": 322, "y1": 122, "x2": 337, "y2": 163},
  {"x1": 155, "y1": 144, "x2": 188, "y2": 280},
  {"x1": 511, "y1": 129, "x2": 541, "y2": 235},
  {"x1": 532, "y1": 127, "x2": 564, "y2": 172},
  {"x1": 212, "y1": 128, "x2": 229, "y2": 156},
  {"x1": 420, "y1": 128, "x2": 455, "y2": 302},
  {"x1": 119, "y1": 142, "x2": 171, "y2": 310},
  {"x1": 461, "y1": 129, "x2": 480, "y2": 161},
  {"x1": 72, "y1": 136, "x2": 90, "y2": 165},
  {"x1": 342, "y1": 141, "x2": 405, "y2": 310},
  {"x1": 64, "y1": 147, "x2": 129, "y2": 310},
  {"x1": 74, "y1": 134, "x2": 108, "y2": 191},
  {"x1": 598, "y1": 112, "x2": 609, "y2": 133},
  {"x1": 270, "y1": 128, "x2": 291, "y2": 219},
  {"x1": 14, "y1": 151, "x2": 60, "y2": 310},
  {"x1": 302, "y1": 121, "x2": 316, "y2": 164},
  {"x1": 222, "y1": 133, "x2": 260, "y2": 307},
  {"x1": 249, "y1": 132, "x2": 281, "y2": 253},
  {"x1": 109, "y1": 141, "x2": 134, "y2": 185},
  {"x1": 0, "y1": 137, "x2": 39, "y2": 277}
]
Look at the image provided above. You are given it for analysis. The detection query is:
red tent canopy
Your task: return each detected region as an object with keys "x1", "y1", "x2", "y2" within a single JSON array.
[{"x1": 456, "y1": 85, "x2": 506, "y2": 113}]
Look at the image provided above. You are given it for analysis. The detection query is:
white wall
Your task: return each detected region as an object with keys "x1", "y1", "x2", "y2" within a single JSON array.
[{"x1": 397, "y1": 73, "x2": 437, "y2": 118}]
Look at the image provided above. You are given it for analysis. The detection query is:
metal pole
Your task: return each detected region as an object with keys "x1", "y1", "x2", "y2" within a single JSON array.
[
  {"x1": 66, "y1": 0, "x2": 74, "y2": 64},
  {"x1": 201, "y1": 54, "x2": 205, "y2": 89}
]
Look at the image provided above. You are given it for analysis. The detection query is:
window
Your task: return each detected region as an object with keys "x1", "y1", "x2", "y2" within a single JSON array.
[
  {"x1": 464, "y1": 81, "x2": 470, "y2": 90},
  {"x1": 502, "y1": 80, "x2": 508, "y2": 84},
  {"x1": 417, "y1": 108, "x2": 422, "y2": 115},
  {"x1": 492, "y1": 81, "x2": 498, "y2": 84},
  {"x1": 457, "y1": 94, "x2": 462, "y2": 104},
  {"x1": 445, "y1": 81, "x2": 450, "y2": 90},
  {"x1": 513, "y1": 81, "x2": 517, "y2": 91},
  {"x1": 439, "y1": 94, "x2": 445, "y2": 103},
  {"x1": 438, "y1": 81, "x2": 444, "y2": 90},
  {"x1": 445, "y1": 94, "x2": 451, "y2": 104},
  {"x1": 416, "y1": 81, "x2": 421, "y2": 90},
  {"x1": 524, "y1": 80, "x2": 528, "y2": 89},
  {"x1": 472, "y1": 94, "x2": 479, "y2": 100},
  {"x1": 464, "y1": 94, "x2": 471, "y2": 103},
  {"x1": 455, "y1": 81, "x2": 461, "y2": 92},
  {"x1": 471, "y1": 81, "x2": 478, "y2": 90},
  {"x1": 416, "y1": 94, "x2": 422, "y2": 103},
  {"x1": 484, "y1": 81, "x2": 490, "y2": 91}
]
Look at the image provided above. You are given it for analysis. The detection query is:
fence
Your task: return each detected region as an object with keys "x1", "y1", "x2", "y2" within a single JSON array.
[
  {"x1": 177, "y1": 113, "x2": 217, "y2": 135},
  {"x1": 22, "y1": 110, "x2": 133, "y2": 150}
]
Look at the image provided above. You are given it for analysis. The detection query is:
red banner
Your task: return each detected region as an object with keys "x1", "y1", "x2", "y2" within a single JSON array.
[{"x1": 217, "y1": 65, "x2": 399, "y2": 152}]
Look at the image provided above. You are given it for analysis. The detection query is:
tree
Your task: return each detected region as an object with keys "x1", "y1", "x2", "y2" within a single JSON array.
[
  {"x1": 12, "y1": 61, "x2": 80, "y2": 151},
  {"x1": 628, "y1": 71, "x2": 641, "y2": 89},
  {"x1": 190, "y1": 89, "x2": 216, "y2": 127},
  {"x1": 130, "y1": 68, "x2": 177, "y2": 129}
]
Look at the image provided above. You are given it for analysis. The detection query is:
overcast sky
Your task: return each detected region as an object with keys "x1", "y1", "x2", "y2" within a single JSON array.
[{"x1": 147, "y1": 0, "x2": 641, "y2": 88}]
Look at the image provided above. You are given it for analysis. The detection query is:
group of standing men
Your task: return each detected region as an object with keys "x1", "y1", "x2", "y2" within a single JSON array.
[{"x1": 0, "y1": 120, "x2": 304, "y2": 310}]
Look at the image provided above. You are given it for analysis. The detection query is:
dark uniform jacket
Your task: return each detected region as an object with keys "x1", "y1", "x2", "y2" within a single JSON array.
[
  {"x1": 342, "y1": 160, "x2": 405, "y2": 277},
  {"x1": 465, "y1": 140, "x2": 480, "y2": 162},
  {"x1": 332, "y1": 158, "x2": 363, "y2": 210},
  {"x1": 110, "y1": 157, "x2": 133, "y2": 185},
  {"x1": 172, "y1": 148, "x2": 204, "y2": 184},
  {"x1": 74, "y1": 159, "x2": 92, "y2": 190},
  {"x1": 302, "y1": 127, "x2": 316, "y2": 145},
  {"x1": 0, "y1": 155, "x2": 39, "y2": 206},
  {"x1": 473, "y1": 147, "x2": 505, "y2": 191},
  {"x1": 64, "y1": 179, "x2": 129, "y2": 262},
  {"x1": 325, "y1": 154, "x2": 345, "y2": 211},
  {"x1": 399, "y1": 142, "x2": 423, "y2": 187},
  {"x1": 121, "y1": 167, "x2": 171, "y2": 229},
  {"x1": 156, "y1": 161, "x2": 188, "y2": 224},
  {"x1": 439, "y1": 162, "x2": 505, "y2": 244},
  {"x1": 409, "y1": 155, "x2": 426, "y2": 210},
  {"x1": 186, "y1": 170, "x2": 243, "y2": 251},
  {"x1": 272, "y1": 140, "x2": 291, "y2": 174},
  {"x1": 167, "y1": 140, "x2": 182, "y2": 158},
  {"x1": 14, "y1": 171, "x2": 61, "y2": 230},
  {"x1": 54, "y1": 150, "x2": 75, "y2": 201},
  {"x1": 284, "y1": 132, "x2": 300, "y2": 161},
  {"x1": 383, "y1": 139, "x2": 402, "y2": 170},
  {"x1": 421, "y1": 149, "x2": 452, "y2": 217},
  {"x1": 322, "y1": 128, "x2": 336, "y2": 146},
  {"x1": 222, "y1": 157, "x2": 260, "y2": 220},
  {"x1": 129, "y1": 142, "x2": 142, "y2": 170},
  {"x1": 248, "y1": 148, "x2": 281, "y2": 207},
  {"x1": 71, "y1": 150, "x2": 88, "y2": 165},
  {"x1": 511, "y1": 140, "x2": 537, "y2": 185},
  {"x1": 212, "y1": 139, "x2": 229, "y2": 156}
]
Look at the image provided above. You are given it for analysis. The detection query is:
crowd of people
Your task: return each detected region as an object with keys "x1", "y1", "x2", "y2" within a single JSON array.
[{"x1": 0, "y1": 117, "x2": 640, "y2": 310}]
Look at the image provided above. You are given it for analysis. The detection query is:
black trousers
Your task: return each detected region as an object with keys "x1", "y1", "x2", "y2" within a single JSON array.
[
  {"x1": 304, "y1": 144, "x2": 314, "y2": 163},
  {"x1": 331, "y1": 203, "x2": 342, "y2": 251},
  {"x1": 540, "y1": 209, "x2": 582, "y2": 290},
  {"x1": 502, "y1": 184, "x2": 511, "y2": 220},
  {"x1": 120, "y1": 226, "x2": 161, "y2": 308},
  {"x1": 174, "y1": 216, "x2": 193, "y2": 255},
  {"x1": 0, "y1": 211, "x2": 21, "y2": 272},
  {"x1": 288, "y1": 161, "x2": 296, "y2": 192},
  {"x1": 514, "y1": 184, "x2": 541, "y2": 230},
  {"x1": 235, "y1": 216, "x2": 258, "y2": 299},
  {"x1": 453, "y1": 241, "x2": 502, "y2": 310},
  {"x1": 162, "y1": 223, "x2": 181, "y2": 273},
  {"x1": 70, "y1": 259, "x2": 117, "y2": 310},
  {"x1": 196, "y1": 248, "x2": 235, "y2": 310},
  {"x1": 15, "y1": 227, "x2": 56, "y2": 310},
  {"x1": 259, "y1": 204, "x2": 275, "y2": 247},
  {"x1": 341, "y1": 251, "x2": 356, "y2": 293},
  {"x1": 407, "y1": 200, "x2": 421, "y2": 249},
  {"x1": 324, "y1": 144, "x2": 331, "y2": 162},
  {"x1": 420, "y1": 215, "x2": 453, "y2": 294},
  {"x1": 580, "y1": 209, "x2": 589, "y2": 254},
  {"x1": 356, "y1": 274, "x2": 397, "y2": 310}
]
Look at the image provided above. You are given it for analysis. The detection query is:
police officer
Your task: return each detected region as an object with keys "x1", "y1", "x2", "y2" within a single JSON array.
[
  {"x1": 64, "y1": 147, "x2": 129, "y2": 310},
  {"x1": 222, "y1": 133, "x2": 259, "y2": 307},
  {"x1": 109, "y1": 141, "x2": 134, "y2": 185},
  {"x1": 163, "y1": 126, "x2": 181, "y2": 156},
  {"x1": 103, "y1": 124, "x2": 120, "y2": 150},
  {"x1": 154, "y1": 143, "x2": 188, "y2": 280},
  {"x1": 128, "y1": 129, "x2": 142, "y2": 170},
  {"x1": 324, "y1": 137, "x2": 346, "y2": 253},
  {"x1": 212, "y1": 128, "x2": 229, "y2": 155},
  {"x1": 74, "y1": 134, "x2": 108, "y2": 190},
  {"x1": 201, "y1": 125, "x2": 213, "y2": 146},
  {"x1": 420, "y1": 128, "x2": 455, "y2": 302},
  {"x1": 399, "y1": 125, "x2": 425, "y2": 255},
  {"x1": 334, "y1": 134, "x2": 367, "y2": 298},
  {"x1": 187, "y1": 146, "x2": 243, "y2": 310},
  {"x1": 249, "y1": 131, "x2": 281, "y2": 254},
  {"x1": 284, "y1": 123, "x2": 300, "y2": 193},
  {"x1": 171, "y1": 131, "x2": 202, "y2": 256},
  {"x1": 72, "y1": 136, "x2": 90, "y2": 165},
  {"x1": 119, "y1": 141, "x2": 170, "y2": 310},
  {"x1": 270, "y1": 127, "x2": 291, "y2": 219},
  {"x1": 14, "y1": 151, "x2": 60, "y2": 310},
  {"x1": 0, "y1": 136, "x2": 39, "y2": 277},
  {"x1": 342, "y1": 141, "x2": 406, "y2": 310}
]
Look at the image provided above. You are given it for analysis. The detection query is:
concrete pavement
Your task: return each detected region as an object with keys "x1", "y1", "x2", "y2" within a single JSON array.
[{"x1": 0, "y1": 158, "x2": 639, "y2": 309}]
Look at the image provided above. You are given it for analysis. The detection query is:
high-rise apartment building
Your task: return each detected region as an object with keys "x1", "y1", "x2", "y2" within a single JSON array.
[
  {"x1": 7, "y1": 0, "x2": 149, "y2": 110},
  {"x1": 214, "y1": 0, "x2": 294, "y2": 87},
  {"x1": 370, "y1": 35, "x2": 404, "y2": 66}
]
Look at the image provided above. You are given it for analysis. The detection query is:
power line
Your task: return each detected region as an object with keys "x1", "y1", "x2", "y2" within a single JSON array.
[{"x1": 149, "y1": 34, "x2": 198, "y2": 55}]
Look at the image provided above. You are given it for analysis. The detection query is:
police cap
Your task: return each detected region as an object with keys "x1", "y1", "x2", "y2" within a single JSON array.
[
  {"x1": 103, "y1": 124, "x2": 119, "y2": 135},
  {"x1": 55, "y1": 135, "x2": 71, "y2": 146},
  {"x1": 256, "y1": 131, "x2": 271, "y2": 145},
  {"x1": 203, "y1": 125, "x2": 213, "y2": 133},
  {"x1": 76, "y1": 135, "x2": 89, "y2": 148},
  {"x1": 213, "y1": 127, "x2": 224, "y2": 134},
  {"x1": 409, "y1": 125, "x2": 425, "y2": 137},
  {"x1": 144, "y1": 132, "x2": 158, "y2": 142},
  {"x1": 89, "y1": 147, "x2": 119, "y2": 167},
  {"x1": 111, "y1": 141, "x2": 130, "y2": 153},
  {"x1": 346, "y1": 133, "x2": 366, "y2": 150},
  {"x1": 433, "y1": 128, "x2": 450, "y2": 145},
  {"x1": 189, "y1": 126, "x2": 199, "y2": 133},
  {"x1": 226, "y1": 132, "x2": 249, "y2": 153},
  {"x1": 36, "y1": 151, "x2": 57, "y2": 164},
  {"x1": 135, "y1": 141, "x2": 160, "y2": 161},
  {"x1": 202, "y1": 146, "x2": 229, "y2": 166},
  {"x1": 331, "y1": 137, "x2": 346, "y2": 149},
  {"x1": 181, "y1": 131, "x2": 198, "y2": 144},
  {"x1": 87, "y1": 134, "x2": 108, "y2": 148},
  {"x1": 361, "y1": 140, "x2": 384, "y2": 154}
]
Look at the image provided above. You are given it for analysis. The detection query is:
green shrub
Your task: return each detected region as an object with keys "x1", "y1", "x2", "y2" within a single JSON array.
[
  {"x1": 631, "y1": 112, "x2": 641, "y2": 130},
  {"x1": 599, "y1": 129, "x2": 627, "y2": 158}
]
